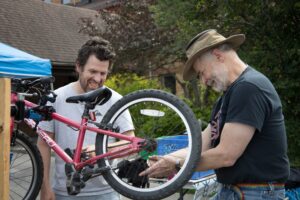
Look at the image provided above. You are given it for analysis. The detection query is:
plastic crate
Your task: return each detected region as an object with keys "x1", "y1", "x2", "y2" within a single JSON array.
[{"x1": 157, "y1": 135, "x2": 214, "y2": 180}]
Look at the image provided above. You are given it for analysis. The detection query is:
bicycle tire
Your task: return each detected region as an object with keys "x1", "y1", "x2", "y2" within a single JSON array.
[
  {"x1": 10, "y1": 132, "x2": 44, "y2": 200},
  {"x1": 96, "y1": 90, "x2": 201, "y2": 200}
]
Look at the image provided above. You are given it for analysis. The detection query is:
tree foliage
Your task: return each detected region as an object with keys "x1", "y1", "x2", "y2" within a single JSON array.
[
  {"x1": 78, "y1": 0, "x2": 175, "y2": 74},
  {"x1": 105, "y1": 73, "x2": 162, "y2": 95}
]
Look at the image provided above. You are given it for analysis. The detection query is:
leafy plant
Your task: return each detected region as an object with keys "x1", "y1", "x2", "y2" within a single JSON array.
[{"x1": 105, "y1": 73, "x2": 162, "y2": 95}]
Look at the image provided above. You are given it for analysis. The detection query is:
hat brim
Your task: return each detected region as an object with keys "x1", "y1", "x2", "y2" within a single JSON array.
[{"x1": 183, "y1": 34, "x2": 245, "y2": 81}]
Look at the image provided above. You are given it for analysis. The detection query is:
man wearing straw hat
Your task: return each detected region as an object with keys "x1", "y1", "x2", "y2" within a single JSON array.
[{"x1": 140, "y1": 29, "x2": 289, "y2": 199}]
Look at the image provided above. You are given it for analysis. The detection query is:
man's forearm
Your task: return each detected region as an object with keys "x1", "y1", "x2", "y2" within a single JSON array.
[
  {"x1": 167, "y1": 146, "x2": 230, "y2": 171},
  {"x1": 195, "y1": 146, "x2": 230, "y2": 171},
  {"x1": 37, "y1": 135, "x2": 52, "y2": 188}
]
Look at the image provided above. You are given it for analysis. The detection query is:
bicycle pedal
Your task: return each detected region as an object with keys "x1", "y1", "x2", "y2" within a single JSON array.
[
  {"x1": 66, "y1": 172, "x2": 86, "y2": 195},
  {"x1": 66, "y1": 178, "x2": 80, "y2": 195},
  {"x1": 72, "y1": 173, "x2": 86, "y2": 188}
]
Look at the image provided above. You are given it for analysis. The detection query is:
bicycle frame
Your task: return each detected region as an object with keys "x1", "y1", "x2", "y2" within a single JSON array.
[{"x1": 11, "y1": 92, "x2": 145, "y2": 171}]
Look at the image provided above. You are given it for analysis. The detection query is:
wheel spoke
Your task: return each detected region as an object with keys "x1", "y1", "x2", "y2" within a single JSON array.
[{"x1": 10, "y1": 134, "x2": 43, "y2": 200}]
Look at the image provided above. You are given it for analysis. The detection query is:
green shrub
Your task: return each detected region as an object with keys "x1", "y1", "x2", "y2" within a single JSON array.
[
  {"x1": 105, "y1": 73, "x2": 213, "y2": 138},
  {"x1": 106, "y1": 73, "x2": 162, "y2": 95}
]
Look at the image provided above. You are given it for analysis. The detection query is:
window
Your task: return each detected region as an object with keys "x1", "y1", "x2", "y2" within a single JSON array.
[{"x1": 163, "y1": 74, "x2": 176, "y2": 94}]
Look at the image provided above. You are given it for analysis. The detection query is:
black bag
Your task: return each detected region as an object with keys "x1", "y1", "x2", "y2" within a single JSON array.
[{"x1": 117, "y1": 158, "x2": 149, "y2": 188}]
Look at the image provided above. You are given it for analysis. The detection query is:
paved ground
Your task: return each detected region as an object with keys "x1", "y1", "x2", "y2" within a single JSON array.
[
  {"x1": 121, "y1": 192, "x2": 194, "y2": 200},
  {"x1": 122, "y1": 193, "x2": 194, "y2": 200}
]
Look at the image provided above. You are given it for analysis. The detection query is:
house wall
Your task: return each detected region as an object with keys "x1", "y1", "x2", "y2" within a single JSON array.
[{"x1": 151, "y1": 61, "x2": 186, "y2": 96}]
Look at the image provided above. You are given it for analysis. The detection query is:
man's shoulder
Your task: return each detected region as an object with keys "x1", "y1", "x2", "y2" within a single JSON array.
[
  {"x1": 54, "y1": 83, "x2": 73, "y2": 94},
  {"x1": 243, "y1": 67, "x2": 270, "y2": 84},
  {"x1": 52, "y1": 83, "x2": 76, "y2": 105},
  {"x1": 231, "y1": 67, "x2": 273, "y2": 93},
  {"x1": 105, "y1": 86, "x2": 123, "y2": 100}
]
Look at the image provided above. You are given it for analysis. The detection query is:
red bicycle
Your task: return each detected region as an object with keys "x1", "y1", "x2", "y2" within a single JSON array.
[{"x1": 10, "y1": 77, "x2": 201, "y2": 200}]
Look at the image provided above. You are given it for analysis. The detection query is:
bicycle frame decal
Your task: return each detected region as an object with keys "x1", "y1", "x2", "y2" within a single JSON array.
[{"x1": 24, "y1": 118, "x2": 73, "y2": 163}]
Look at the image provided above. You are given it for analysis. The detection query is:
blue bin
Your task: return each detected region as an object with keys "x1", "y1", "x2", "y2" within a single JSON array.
[
  {"x1": 157, "y1": 135, "x2": 214, "y2": 180},
  {"x1": 191, "y1": 170, "x2": 214, "y2": 180},
  {"x1": 157, "y1": 135, "x2": 188, "y2": 155}
]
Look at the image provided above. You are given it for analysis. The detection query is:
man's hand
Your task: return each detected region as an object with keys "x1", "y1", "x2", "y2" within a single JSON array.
[
  {"x1": 82, "y1": 145, "x2": 96, "y2": 158},
  {"x1": 139, "y1": 155, "x2": 179, "y2": 178},
  {"x1": 40, "y1": 185, "x2": 55, "y2": 200}
]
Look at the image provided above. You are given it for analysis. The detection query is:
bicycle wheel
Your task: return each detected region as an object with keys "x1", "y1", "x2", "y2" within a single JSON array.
[
  {"x1": 10, "y1": 132, "x2": 43, "y2": 200},
  {"x1": 96, "y1": 90, "x2": 201, "y2": 200}
]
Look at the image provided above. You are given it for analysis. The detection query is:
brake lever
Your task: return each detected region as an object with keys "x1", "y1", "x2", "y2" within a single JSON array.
[{"x1": 47, "y1": 92, "x2": 57, "y2": 103}]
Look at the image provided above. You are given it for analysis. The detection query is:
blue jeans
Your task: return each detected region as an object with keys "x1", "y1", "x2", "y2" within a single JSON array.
[
  {"x1": 213, "y1": 184, "x2": 286, "y2": 200},
  {"x1": 55, "y1": 192, "x2": 120, "y2": 200}
]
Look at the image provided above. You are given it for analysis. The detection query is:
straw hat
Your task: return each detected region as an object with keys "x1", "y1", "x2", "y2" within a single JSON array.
[{"x1": 183, "y1": 29, "x2": 245, "y2": 81}]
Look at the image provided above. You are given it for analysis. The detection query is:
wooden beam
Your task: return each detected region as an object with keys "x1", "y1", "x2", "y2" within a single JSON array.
[{"x1": 0, "y1": 78, "x2": 11, "y2": 200}]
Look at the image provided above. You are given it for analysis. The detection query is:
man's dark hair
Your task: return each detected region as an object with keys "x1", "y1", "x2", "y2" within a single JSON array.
[{"x1": 76, "y1": 37, "x2": 115, "y2": 70}]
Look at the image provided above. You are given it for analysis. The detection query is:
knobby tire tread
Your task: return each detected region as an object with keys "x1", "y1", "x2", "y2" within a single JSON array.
[{"x1": 95, "y1": 90, "x2": 201, "y2": 200}]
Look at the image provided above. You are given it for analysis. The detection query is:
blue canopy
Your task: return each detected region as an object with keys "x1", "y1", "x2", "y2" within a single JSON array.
[{"x1": 0, "y1": 42, "x2": 52, "y2": 78}]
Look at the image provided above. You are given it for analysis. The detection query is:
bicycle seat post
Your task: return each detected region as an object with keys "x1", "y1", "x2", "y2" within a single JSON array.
[
  {"x1": 73, "y1": 103, "x2": 93, "y2": 164},
  {"x1": 82, "y1": 103, "x2": 93, "y2": 119}
]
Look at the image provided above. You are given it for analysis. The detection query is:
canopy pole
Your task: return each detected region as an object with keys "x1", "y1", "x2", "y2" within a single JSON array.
[{"x1": 0, "y1": 78, "x2": 11, "y2": 200}]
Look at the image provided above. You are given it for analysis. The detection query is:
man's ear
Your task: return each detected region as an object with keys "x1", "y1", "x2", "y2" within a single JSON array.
[
  {"x1": 211, "y1": 48, "x2": 225, "y2": 62},
  {"x1": 75, "y1": 63, "x2": 81, "y2": 73}
]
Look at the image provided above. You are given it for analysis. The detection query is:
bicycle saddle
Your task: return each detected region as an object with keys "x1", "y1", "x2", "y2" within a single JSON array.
[{"x1": 66, "y1": 87, "x2": 112, "y2": 106}]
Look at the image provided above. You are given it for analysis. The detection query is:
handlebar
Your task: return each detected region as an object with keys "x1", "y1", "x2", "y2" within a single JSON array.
[
  {"x1": 11, "y1": 76, "x2": 57, "y2": 122},
  {"x1": 12, "y1": 76, "x2": 55, "y2": 92},
  {"x1": 12, "y1": 76, "x2": 56, "y2": 104},
  {"x1": 29, "y1": 76, "x2": 55, "y2": 87}
]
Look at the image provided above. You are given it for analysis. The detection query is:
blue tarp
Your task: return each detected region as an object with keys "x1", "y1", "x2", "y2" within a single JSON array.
[{"x1": 0, "y1": 42, "x2": 52, "y2": 78}]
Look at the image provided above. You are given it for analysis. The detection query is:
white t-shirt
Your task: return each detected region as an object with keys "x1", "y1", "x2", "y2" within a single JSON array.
[{"x1": 38, "y1": 83, "x2": 134, "y2": 196}]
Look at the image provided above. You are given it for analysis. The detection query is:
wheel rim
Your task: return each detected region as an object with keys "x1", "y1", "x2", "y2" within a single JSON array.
[{"x1": 101, "y1": 96, "x2": 196, "y2": 193}]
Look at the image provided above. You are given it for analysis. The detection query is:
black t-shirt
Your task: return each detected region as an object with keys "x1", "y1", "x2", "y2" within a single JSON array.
[{"x1": 210, "y1": 66, "x2": 289, "y2": 184}]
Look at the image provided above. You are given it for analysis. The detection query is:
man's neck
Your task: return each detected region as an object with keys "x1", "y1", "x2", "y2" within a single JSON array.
[
  {"x1": 227, "y1": 55, "x2": 247, "y2": 84},
  {"x1": 72, "y1": 81, "x2": 85, "y2": 94}
]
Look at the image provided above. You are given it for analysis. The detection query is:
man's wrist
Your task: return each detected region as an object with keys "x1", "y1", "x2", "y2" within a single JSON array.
[{"x1": 175, "y1": 159, "x2": 181, "y2": 172}]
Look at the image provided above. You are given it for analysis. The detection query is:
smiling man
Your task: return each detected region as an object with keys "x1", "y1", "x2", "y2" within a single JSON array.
[
  {"x1": 140, "y1": 29, "x2": 289, "y2": 200},
  {"x1": 38, "y1": 38, "x2": 134, "y2": 200}
]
